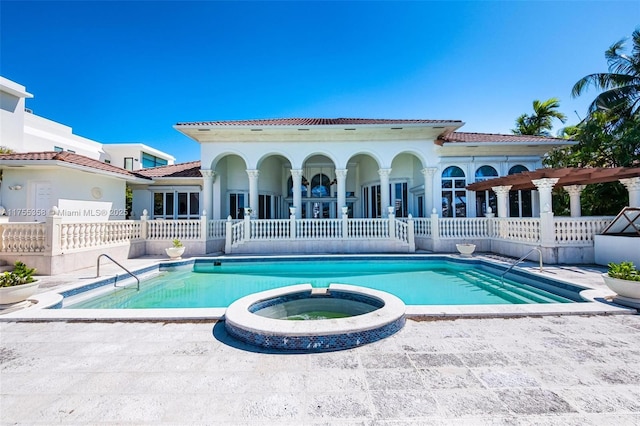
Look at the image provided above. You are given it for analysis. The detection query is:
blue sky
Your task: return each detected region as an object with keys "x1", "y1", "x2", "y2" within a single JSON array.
[{"x1": 1, "y1": 1, "x2": 638, "y2": 163}]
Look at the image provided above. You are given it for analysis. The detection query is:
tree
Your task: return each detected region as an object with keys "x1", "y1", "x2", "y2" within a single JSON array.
[
  {"x1": 572, "y1": 29, "x2": 640, "y2": 119},
  {"x1": 512, "y1": 98, "x2": 567, "y2": 136}
]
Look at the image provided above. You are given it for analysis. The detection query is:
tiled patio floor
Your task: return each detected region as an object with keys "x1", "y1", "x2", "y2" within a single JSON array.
[{"x1": 2, "y1": 314, "x2": 639, "y2": 424}]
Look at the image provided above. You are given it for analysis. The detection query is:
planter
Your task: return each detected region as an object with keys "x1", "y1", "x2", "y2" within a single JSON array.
[
  {"x1": 456, "y1": 243, "x2": 476, "y2": 257},
  {"x1": 602, "y1": 273, "x2": 640, "y2": 299},
  {"x1": 165, "y1": 246, "x2": 186, "y2": 260},
  {"x1": 0, "y1": 281, "x2": 40, "y2": 305}
]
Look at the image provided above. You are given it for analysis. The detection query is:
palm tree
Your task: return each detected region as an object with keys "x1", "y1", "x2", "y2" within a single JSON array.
[
  {"x1": 512, "y1": 98, "x2": 567, "y2": 136},
  {"x1": 572, "y1": 29, "x2": 640, "y2": 118}
]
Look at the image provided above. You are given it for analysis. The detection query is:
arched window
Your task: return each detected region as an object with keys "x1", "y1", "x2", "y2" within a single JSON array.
[
  {"x1": 311, "y1": 173, "x2": 331, "y2": 197},
  {"x1": 508, "y1": 165, "x2": 533, "y2": 217},
  {"x1": 287, "y1": 175, "x2": 308, "y2": 196},
  {"x1": 475, "y1": 166, "x2": 498, "y2": 216},
  {"x1": 442, "y1": 166, "x2": 466, "y2": 217}
]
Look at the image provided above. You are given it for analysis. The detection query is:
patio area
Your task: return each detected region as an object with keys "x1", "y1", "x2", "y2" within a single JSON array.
[{"x1": 1, "y1": 314, "x2": 639, "y2": 424}]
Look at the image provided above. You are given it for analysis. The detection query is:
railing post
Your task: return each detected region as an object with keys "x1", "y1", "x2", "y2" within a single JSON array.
[
  {"x1": 485, "y1": 207, "x2": 495, "y2": 238},
  {"x1": 46, "y1": 207, "x2": 62, "y2": 256},
  {"x1": 225, "y1": 216, "x2": 232, "y2": 252},
  {"x1": 430, "y1": 208, "x2": 440, "y2": 242},
  {"x1": 388, "y1": 207, "x2": 396, "y2": 239},
  {"x1": 407, "y1": 214, "x2": 415, "y2": 252},
  {"x1": 200, "y1": 210, "x2": 207, "y2": 241},
  {"x1": 540, "y1": 211, "x2": 555, "y2": 247},
  {"x1": 244, "y1": 211, "x2": 251, "y2": 240},
  {"x1": 290, "y1": 209, "x2": 297, "y2": 239},
  {"x1": 140, "y1": 209, "x2": 149, "y2": 240},
  {"x1": 341, "y1": 207, "x2": 349, "y2": 239}
]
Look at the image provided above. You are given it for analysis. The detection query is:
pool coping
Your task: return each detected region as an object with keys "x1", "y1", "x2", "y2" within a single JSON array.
[{"x1": 0, "y1": 254, "x2": 637, "y2": 321}]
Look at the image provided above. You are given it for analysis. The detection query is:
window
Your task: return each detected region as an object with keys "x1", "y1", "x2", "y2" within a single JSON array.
[
  {"x1": 124, "y1": 157, "x2": 134, "y2": 171},
  {"x1": 104, "y1": 159, "x2": 111, "y2": 164},
  {"x1": 258, "y1": 195, "x2": 272, "y2": 219},
  {"x1": 229, "y1": 193, "x2": 246, "y2": 219},
  {"x1": 310, "y1": 173, "x2": 331, "y2": 197},
  {"x1": 393, "y1": 182, "x2": 408, "y2": 217},
  {"x1": 153, "y1": 191, "x2": 199, "y2": 219},
  {"x1": 67, "y1": 149, "x2": 75, "y2": 153},
  {"x1": 475, "y1": 166, "x2": 498, "y2": 216},
  {"x1": 287, "y1": 176, "x2": 308, "y2": 196},
  {"x1": 508, "y1": 165, "x2": 533, "y2": 217},
  {"x1": 442, "y1": 166, "x2": 466, "y2": 218},
  {"x1": 363, "y1": 184, "x2": 382, "y2": 218},
  {"x1": 54, "y1": 146, "x2": 63, "y2": 152},
  {"x1": 141, "y1": 152, "x2": 168, "y2": 168}
]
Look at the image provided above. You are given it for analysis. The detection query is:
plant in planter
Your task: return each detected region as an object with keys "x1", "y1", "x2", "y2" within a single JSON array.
[
  {"x1": 165, "y1": 239, "x2": 185, "y2": 260},
  {"x1": 0, "y1": 261, "x2": 39, "y2": 304},
  {"x1": 456, "y1": 243, "x2": 476, "y2": 257},
  {"x1": 602, "y1": 261, "x2": 640, "y2": 300}
]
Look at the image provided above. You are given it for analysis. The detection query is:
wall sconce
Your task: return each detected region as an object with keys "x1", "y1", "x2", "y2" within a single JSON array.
[{"x1": 8, "y1": 185, "x2": 23, "y2": 191}]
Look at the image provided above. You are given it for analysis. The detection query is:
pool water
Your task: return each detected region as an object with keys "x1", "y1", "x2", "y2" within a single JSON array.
[{"x1": 66, "y1": 259, "x2": 579, "y2": 309}]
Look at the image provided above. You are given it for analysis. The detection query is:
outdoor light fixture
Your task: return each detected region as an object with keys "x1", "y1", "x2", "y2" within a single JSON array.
[{"x1": 8, "y1": 185, "x2": 23, "y2": 191}]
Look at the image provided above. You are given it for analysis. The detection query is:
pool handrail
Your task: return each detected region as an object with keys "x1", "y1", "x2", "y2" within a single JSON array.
[
  {"x1": 500, "y1": 247, "x2": 543, "y2": 287},
  {"x1": 96, "y1": 254, "x2": 140, "y2": 291}
]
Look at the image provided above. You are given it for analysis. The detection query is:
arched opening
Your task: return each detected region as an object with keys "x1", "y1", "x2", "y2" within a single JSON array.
[
  {"x1": 475, "y1": 165, "x2": 498, "y2": 216},
  {"x1": 509, "y1": 165, "x2": 533, "y2": 217},
  {"x1": 442, "y1": 166, "x2": 466, "y2": 218}
]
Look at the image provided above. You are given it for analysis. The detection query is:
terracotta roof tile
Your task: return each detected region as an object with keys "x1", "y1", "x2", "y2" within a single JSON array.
[
  {"x1": 0, "y1": 151, "x2": 149, "y2": 178},
  {"x1": 176, "y1": 117, "x2": 462, "y2": 126},
  {"x1": 135, "y1": 161, "x2": 202, "y2": 178},
  {"x1": 438, "y1": 132, "x2": 571, "y2": 143}
]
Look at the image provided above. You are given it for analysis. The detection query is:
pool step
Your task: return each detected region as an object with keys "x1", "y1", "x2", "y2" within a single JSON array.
[{"x1": 460, "y1": 270, "x2": 562, "y2": 304}]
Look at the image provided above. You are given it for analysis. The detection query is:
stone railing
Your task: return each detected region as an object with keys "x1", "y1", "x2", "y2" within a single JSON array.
[
  {"x1": 296, "y1": 219, "x2": 342, "y2": 239},
  {"x1": 251, "y1": 219, "x2": 291, "y2": 240},
  {"x1": 554, "y1": 216, "x2": 614, "y2": 245},
  {"x1": 439, "y1": 218, "x2": 490, "y2": 239},
  {"x1": 0, "y1": 222, "x2": 47, "y2": 253},
  {"x1": 347, "y1": 218, "x2": 389, "y2": 239},
  {"x1": 412, "y1": 217, "x2": 431, "y2": 237},
  {"x1": 146, "y1": 219, "x2": 202, "y2": 240},
  {"x1": 492, "y1": 218, "x2": 541, "y2": 243},
  {"x1": 60, "y1": 221, "x2": 141, "y2": 251},
  {"x1": 208, "y1": 219, "x2": 230, "y2": 239}
]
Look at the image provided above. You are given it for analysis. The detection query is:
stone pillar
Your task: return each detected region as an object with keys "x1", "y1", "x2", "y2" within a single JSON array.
[
  {"x1": 532, "y1": 178, "x2": 559, "y2": 215},
  {"x1": 421, "y1": 167, "x2": 437, "y2": 216},
  {"x1": 246, "y1": 169, "x2": 259, "y2": 217},
  {"x1": 335, "y1": 169, "x2": 348, "y2": 215},
  {"x1": 290, "y1": 169, "x2": 303, "y2": 219},
  {"x1": 378, "y1": 168, "x2": 392, "y2": 217},
  {"x1": 564, "y1": 184, "x2": 586, "y2": 217},
  {"x1": 620, "y1": 177, "x2": 640, "y2": 207},
  {"x1": 492, "y1": 185, "x2": 512, "y2": 218},
  {"x1": 200, "y1": 169, "x2": 216, "y2": 220},
  {"x1": 46, "y1": 208, "x2": 62, "y2": 256}
]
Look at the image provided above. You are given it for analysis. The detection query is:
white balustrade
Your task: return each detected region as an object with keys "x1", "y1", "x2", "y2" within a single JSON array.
[
  {"x1": 250, "y1": 219, "x2": 291, "y2": 240},
  {"x1": 412, "y1": 217, "x2": 431, "y2": 236},
  {"x1": 59, "y1": 221, "x2": 141, "y2": 251},
  {"x1": 439, "y1": 218, "x2": 489, "y2": 239},
  {"x1": 296, "y1": 219, "x2": 342, "y2": 239},
  {"x1": 555, "y1": 216, "x2": 614, "y2": 245},
  {"x1": 492, "y1": 218, "x2": 541, "y2": 243},
  {"x1": 147, "y1": 220, "x2": 201, "y2": 240},
  {"x1": 208, "y1": 219, "x2": 231, "y2": 238},
  {"x1": 230, "y1": 221, "x2": 245, "y2": 245},
  {"x1": 394, "y1": 220, "x2": 409, "y2": 243},
  {"x1": 348, "y1": 219, "x2": 389, "y2": 239},
  {"x1": 0, "y1": 223, "x2": 47, "y2": 253}
]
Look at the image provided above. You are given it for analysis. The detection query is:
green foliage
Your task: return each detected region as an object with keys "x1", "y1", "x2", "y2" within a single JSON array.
[
  {"x1": 125, "y1": 187, "x2": 133, "y2": 218},
  {"x1": 172, "y1": 239, "x2": 183, "y2": 248},
  {"x1": 0, "y1": 146, "x2": 15, "y2": 154},
  {"x1": 0, "y1": 261, "x2": 37, "y2": 287},
  {"x1": 512, "y1": 98, "x2": 567, "y2": 136},
  {"x1": 608, "y1": 261, "x2": 640, "y2": 282}
]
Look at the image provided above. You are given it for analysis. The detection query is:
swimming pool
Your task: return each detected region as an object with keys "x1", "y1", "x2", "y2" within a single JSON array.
[{"x1": 64, "y1": 257, "x2": 582, "y2": 309}]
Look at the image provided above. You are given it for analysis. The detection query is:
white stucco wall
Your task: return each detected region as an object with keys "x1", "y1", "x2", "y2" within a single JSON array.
[
  {"x1": 0, "y1": 167, "x2": 127, "y2": 222},
  {"x1": 23, "y1": 114, "x2": 106, "y2": 159},
  {"x1": 0, "y1": 81, "x2": 27, "y2": 151}
]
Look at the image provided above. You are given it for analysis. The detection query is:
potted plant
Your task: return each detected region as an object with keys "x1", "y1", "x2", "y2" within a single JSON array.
[
  {"x1": 602, "y1": 261, "x2": 640, "y2": 300},
  {"x1": 165, "y1": 239, "x2": 185, "y2": 260},
  {"x1": 0, "y1": 261, "x2": 39, "y2": 304},
  {"x1": 456, "y1": 243, "x2": 476, "y2": 257}
]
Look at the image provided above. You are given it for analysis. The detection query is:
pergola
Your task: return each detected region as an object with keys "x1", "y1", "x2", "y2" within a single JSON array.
[{"x1": 466, "y1": 166, "x2": 640, "y2": 217}]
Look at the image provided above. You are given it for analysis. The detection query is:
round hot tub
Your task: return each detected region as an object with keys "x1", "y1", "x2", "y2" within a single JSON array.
[{"x1": 224, "y1": 284, "x2": 406, "y2": 352}]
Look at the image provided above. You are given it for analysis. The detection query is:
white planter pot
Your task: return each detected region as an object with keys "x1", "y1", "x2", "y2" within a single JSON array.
[
  {"x1": 602, "y1": 273, "x2": 640, "y2": 299},
  {"x1": 456, "y1": 244, "x2": 476, "y2": 257},
  {"x1": 0, "y1": 281, "x2": 40, "y2": 305},
  {"x1": 165, "y1": 247, "x2": 186, "y2": 260}
]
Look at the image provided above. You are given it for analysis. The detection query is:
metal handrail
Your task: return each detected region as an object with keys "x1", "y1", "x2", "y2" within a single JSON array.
[
  {"x1": 500, "y1": 247, "x2": 543, "y2": 287},
  {"x1": 96, "y1": 254, "x2": 140, "y2": 291}
]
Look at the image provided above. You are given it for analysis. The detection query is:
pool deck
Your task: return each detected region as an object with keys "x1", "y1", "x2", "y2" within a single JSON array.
[{"x1": 1, "y1": 254, "x2": 639, "y2": 423}]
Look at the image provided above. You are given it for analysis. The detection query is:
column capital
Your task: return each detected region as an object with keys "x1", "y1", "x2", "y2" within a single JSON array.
[
  {"x1": 335, "y1": 168, "x2": 348, "y2": 178},
  {"x1": 290, "y1": 169, "x2": 303, "y2": 178},
  {"x1": 378, "y1": 168, "x2": 392, "y2": 178},
  {"x1": 246, "y1": 169, "x2": 260, "y2": 179},
  {"x1": 491, "y1": 185, "x2": 512, "y2": 196},
  {"x1": 531, "y1": 178, "x2": 559, "y2": 191},
  {"x1": 200, "y1": 169, "x2": 216, "y2": 180},
  {"x1": 563, "y1": 184, "x2": 586, "y2": 196},
  {"x1": 620, "y1": 176, "x2": 640, "y2": 191},
  {"x1": 421, "y1": 167, "x2": 438, "y2": 178}
]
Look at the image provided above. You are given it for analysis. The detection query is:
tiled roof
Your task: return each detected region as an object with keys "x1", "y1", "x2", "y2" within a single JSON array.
[
  {"x1": 135, "y1": 161, "x2": 202, "y2": 178},
  {"x1": 438, "y1": 132, "x2": 570, "y2": 143},
  {"x1": 176, "y1": 118, "x2": 462, "y2": 126},
  {"x1": 0, "y1": 151, "x2": 148, "y2": 178}
]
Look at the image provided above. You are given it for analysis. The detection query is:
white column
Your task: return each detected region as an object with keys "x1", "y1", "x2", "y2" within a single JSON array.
[
  {"x1": 290, "y1": 169, "x2": 303, "y2": 219},
  {"x1": 335, "y1": 169, "x2": 348, "y2": 215},
  {"x1": 532, "y1": 178, "x2": 559, "y2": 214},
  {"x1": 492, "y1": 185, "x2": 512, "y2": 218},
  {"x1": 378, "y1": 168, "x2": 392, "y2": 217},
  {"x1": 564, "y1": 184, "x2": 585, "y2": 217},
  {"x1": 421, "y1": 167, "x2": 437, "y2": 216},
  {"x1": 620, "y1": 177, "x2": 640, "y2": 207},
  {"x1": 200, "y1": 169, "x2": 216, "y2": 220},
  {"x1": 246, "y1": 169, "x2": 259, "y2": 217}
]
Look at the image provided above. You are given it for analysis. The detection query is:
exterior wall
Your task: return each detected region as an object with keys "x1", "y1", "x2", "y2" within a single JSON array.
[
  {"x1": 23, "y1": 114, "x2": 105, "y2": 159},
  {"x1": 0, "y1": 168, "x2": 127, "y2": 221},
  {"x1": 102, "y1": 144, "x2": 175, "y2": 171},
  {"x1": 594, "y1": 235, "x2": 640, "y2": 266},
  {"x1": 0, "y1": 79, "x2": 28, "y2": 151},
  {"x1": 131, "y1": 188, "x2": 152, "y2": 219}
]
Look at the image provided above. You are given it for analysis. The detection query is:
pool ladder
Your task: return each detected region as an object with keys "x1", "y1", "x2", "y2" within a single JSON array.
[
  {"x1": 96, "y1": 254, "x2": 140, "y2": 291},
  {"x1": 500, "y1": 247, "x2": 543, "y2": 287}
]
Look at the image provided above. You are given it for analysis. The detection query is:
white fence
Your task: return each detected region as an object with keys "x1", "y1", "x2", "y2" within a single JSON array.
[{"x1": 555, "y1": 216, "x2": 614, "y2": 245}]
